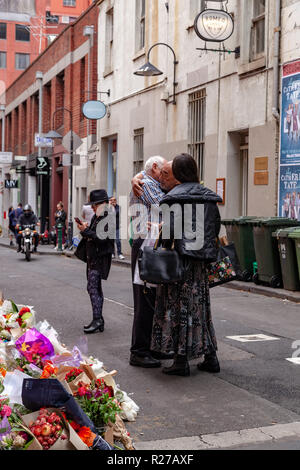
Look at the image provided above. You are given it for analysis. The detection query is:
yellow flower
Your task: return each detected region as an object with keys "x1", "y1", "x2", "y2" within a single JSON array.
[{"x1": 21, "y1": 342, "x2": 29, "y2": 352}]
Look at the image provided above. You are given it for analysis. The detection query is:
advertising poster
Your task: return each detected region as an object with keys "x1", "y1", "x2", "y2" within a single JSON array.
[
  {"x1": 278, "y1": 165, "x2": 300, "y2": 220},
  {"x1": 279, "y1": 60, "x2": 300, "y2": 220}
]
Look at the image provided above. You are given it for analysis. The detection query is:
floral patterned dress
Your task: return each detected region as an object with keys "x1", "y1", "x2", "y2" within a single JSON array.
[{"x1": 151, "y1": 259, "x2": 218, "y2": 360}]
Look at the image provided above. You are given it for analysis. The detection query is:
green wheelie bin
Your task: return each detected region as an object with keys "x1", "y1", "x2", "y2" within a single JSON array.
[
  {"x1": 272, "y1": 227, "x2": 300, "y2": 291},
  {"x1": 251, "y1": 217, "x2": 300, "y2": 288},
  {"x1": 222, "y1": 217, "x2": 258, "y2": 281},
  {"x1": 287, "y1": 229, "x2": 300, "y2": 283}
]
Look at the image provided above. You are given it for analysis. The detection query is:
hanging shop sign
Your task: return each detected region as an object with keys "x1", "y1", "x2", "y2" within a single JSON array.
[
  {"x1": 82, "y1": 100, "x2": 107, "y2": 120},
  {"x1": 278, "y1": 59, "x2": 300, "y2": 220},
  {"x1": 5, "y1": 179, "x2": 18, "y2": 189},
  {"x1": 36, "y1": 157, "x2": 50, "y2": 176},
  {"x1": 194, "y1": 9, "x2": 234, "y2": 43}
]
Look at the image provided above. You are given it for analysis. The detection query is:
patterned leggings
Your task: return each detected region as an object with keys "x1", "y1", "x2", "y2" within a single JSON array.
[{"x1": 87, "y1": 268, "x2": 104, "y2": 320}]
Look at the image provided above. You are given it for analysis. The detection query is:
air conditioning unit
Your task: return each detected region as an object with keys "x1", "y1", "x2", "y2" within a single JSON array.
[{"x1": 61, "y1": 16, "x2": 70, "y2": 24}]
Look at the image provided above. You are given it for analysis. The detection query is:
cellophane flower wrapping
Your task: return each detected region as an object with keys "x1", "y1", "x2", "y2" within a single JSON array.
[{"x1": 15, "y1": 328, "x2": 55, "y2": 365}]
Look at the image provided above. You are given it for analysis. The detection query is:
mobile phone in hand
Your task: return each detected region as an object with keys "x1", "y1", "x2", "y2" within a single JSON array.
[{"x1": 74, "y1": 217, "x2": 82, "y2": 224}]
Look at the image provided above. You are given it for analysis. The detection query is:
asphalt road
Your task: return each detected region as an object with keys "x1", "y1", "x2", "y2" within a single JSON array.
[{"x1": 1, "y1": 246, "x2": 300, "y2": 450}]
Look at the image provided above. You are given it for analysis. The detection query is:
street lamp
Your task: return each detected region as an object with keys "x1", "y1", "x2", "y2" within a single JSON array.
[
  {"x1": 45, "y1": 107, "x2": 74, "y2": 249},
  {"x1": 134, "y1": 42, "x2": 178, "y2": 105}
]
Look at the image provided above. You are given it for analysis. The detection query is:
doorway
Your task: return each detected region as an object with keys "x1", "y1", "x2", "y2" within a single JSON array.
[{"x1": 107, "y1": 138, "x2": 117, "y2": 198}]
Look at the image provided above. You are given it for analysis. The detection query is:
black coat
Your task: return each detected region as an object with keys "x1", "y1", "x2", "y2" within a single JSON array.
[
  {"x1": 54, "y1": 210, "x2": 67, "y2": 228},
  {"x1": 160, "y1": 182, "x2": 222, "y2": 262},
  {"x1": 80, "y1": 213, "x2": 115, "y2": 279}
]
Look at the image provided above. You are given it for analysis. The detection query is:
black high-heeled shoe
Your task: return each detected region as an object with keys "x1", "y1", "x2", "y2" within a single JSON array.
[{"x1": 84, "y1": 319, "x2": 104, "y2": 334}]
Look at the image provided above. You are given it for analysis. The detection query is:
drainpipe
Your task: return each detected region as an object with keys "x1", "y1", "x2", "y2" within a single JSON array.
[{"x1": 272, "y1": 0, "x2": 281, "y2": 121}]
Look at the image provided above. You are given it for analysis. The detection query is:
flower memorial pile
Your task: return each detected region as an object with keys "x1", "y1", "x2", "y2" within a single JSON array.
[{"x1": 0, "y1": 295, "x2": 139, "y2": 451}]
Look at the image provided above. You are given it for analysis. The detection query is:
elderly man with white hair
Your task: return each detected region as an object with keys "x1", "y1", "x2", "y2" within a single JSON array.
[{"x1": 129, "y1": 155, "x2": 174, "y2": 368}]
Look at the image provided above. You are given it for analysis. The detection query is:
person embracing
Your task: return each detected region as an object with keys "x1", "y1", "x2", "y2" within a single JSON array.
[{"x1": 151, "y1": 154, "x2": 222, "y2": 377}]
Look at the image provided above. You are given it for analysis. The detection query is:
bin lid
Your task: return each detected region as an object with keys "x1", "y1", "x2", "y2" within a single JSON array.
[
  {"x1": 272, "y1": 227, "x2": 300, "y2": 238},
  {"x1": 250, "y1": 217, "x2": 300, "y2": 227},
  {"x1": 287, "y1": 228, "x2": 300, "y2": 239},
  {"x1": 222, "y1": 216, "x2": 258, "y2": 226}
]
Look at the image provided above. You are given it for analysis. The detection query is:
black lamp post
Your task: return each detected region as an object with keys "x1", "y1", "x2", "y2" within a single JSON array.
[
  {"x1": 45, "y1": 107, "x2": 74, "y2": 249},
  {"x1": 134, "y1": 42, "x2": 178, "y2": 105}
]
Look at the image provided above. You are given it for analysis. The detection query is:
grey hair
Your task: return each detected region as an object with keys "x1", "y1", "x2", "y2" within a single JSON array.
[{"x1": 144, "y1": 156, "x2": 165, "y2": 175}]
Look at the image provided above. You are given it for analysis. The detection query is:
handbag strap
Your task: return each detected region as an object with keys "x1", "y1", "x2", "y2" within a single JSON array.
[{"x1": 153, "y1": 228, "x2": 175, "y2": 251}]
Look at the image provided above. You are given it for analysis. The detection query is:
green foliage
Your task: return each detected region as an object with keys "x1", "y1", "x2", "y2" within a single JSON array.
[{"x1": 75, "y1": 393, "x2": 121, "y2": 428}]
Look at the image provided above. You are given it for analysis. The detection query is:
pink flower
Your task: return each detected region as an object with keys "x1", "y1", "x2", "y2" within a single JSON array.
[
  {"x1": 77, "y1": 386, "x2": 87, "y2": 397},
  {"x1": 1, "y1": 405, "x2": 12, "y2": 417}
]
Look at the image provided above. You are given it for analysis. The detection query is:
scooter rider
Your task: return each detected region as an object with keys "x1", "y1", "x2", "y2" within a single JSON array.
[{"x1": 16, "y1": 204, "x2": 40, "y2": 253}]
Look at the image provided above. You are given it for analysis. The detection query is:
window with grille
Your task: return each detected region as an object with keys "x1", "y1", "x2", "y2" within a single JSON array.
[
  {"x1": 105, "y1": 8, "x2": 114, "y2": 72},
  {"x1": 15, "y1": 53, "x2": 30, "y2": 70},
  {"x1": 63, "y1": 0, "x2": 76, "y2": 6},
  {"x1": 0, "y1": 52, "x2": 6, "y2": 69},
  {"x1": 133, "y1": 129, "x2": 144, "y2": 176},
  {"x1": 0, "y1": 23, "x2": 7, "y2": 40},
  {"x1": 135, "y1": 0, "x2": 145, "y2": 52},
  {"x1": 188, "y1": 90, "x2": 206, "y2": 182},
  {"x1": 250, "y1": 0, "x2": 265, "y2": 61},
  {"x1": 16, "y1": 24, "x2": 30, "y2": 42}
]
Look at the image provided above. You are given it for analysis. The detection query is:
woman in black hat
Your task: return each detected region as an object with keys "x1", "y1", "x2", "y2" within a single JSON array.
[{"x1": 76, "y1": 189, "x2": 115, "y2": 334}]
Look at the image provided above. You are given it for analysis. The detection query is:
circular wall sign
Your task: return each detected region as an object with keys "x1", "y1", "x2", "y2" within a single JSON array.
[
  {"x1": 82, "y1": 100, "x2": 107, "y2": 120},
  {"x1": 194, "y1": 9, "x2": 234, "y2": 43}
]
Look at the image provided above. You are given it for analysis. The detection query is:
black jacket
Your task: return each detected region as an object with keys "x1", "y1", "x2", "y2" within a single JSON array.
[
  {"x1": 80, "y1": 213, "x2": 115, "y2": 279},
  {"x1": 54, "y1": 209, "x2": 67, "y2": 228},
  {"x1": 160, "y1": 183, "x2": 222, "y2": 262},
  {"x1": 18, "y1": 212, "x2": 38, "y2": 229}
]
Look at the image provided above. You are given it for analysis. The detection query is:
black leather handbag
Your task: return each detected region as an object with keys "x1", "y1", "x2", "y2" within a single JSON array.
[
  {"x1": 74, "y1": 238, "x2": 87, "y2": 263},
  {"x1": 138, "y1": 237, "x2": 184, "y2": 285}
]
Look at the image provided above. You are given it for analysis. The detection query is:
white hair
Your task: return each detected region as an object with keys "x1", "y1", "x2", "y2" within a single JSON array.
[{"x1": 144, "y1": 156, "x2": 165, "y2": 175}]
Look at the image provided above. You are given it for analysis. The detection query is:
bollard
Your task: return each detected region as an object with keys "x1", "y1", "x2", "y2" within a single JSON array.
[{"x1": 57, "y1": 223, "x2": 63, "y2": 252}]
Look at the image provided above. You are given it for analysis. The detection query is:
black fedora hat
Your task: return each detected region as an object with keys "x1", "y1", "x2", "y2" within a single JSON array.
[{"x1": 88, "y1": 189, "x2": 109, "y2": 205}]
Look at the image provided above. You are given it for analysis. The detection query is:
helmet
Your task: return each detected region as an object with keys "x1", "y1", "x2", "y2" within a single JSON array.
[{"x1": 24, "y1": 204, "x2": 32, "y2": 214}]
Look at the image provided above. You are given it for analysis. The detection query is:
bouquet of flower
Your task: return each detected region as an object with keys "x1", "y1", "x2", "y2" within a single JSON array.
[
  {"x1": 0, "y1": 300, "x2": 35, "y2": 341},
  {"x1": 74, "y1": 379, "x2": 121, "y2": 430},
  {"x1": 65, "y1": 368, "x2": 84, "y2": 383},
  {"x1": 15, "y1": 328, "x2": 55, "y2": 368},
  {"x1": 0, "y1": 400, "x2": 34, "y2": 450}
]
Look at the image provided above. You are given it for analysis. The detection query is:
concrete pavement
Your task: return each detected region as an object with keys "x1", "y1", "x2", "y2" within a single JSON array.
[{"x1": 1, "y1": 245, "x2": 300, "y2": 450}]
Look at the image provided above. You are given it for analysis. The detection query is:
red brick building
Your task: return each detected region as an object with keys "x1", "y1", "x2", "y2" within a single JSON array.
[
  {"x1": 0, "y1": 0, "x2": 94, "y2": 91},
  {"x1": 0, "y1": 0, "x2": 98, "y2": 232}
]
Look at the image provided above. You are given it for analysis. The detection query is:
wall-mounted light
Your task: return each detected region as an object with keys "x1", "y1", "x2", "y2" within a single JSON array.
[{"x1": 134, "y1": 42, "x2": 178, "y2": 105}]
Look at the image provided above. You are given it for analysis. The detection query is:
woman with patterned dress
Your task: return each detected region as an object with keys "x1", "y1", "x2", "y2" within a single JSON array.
[{"x1": 151, "y1": 154, "x2": 222, "y2": 376}]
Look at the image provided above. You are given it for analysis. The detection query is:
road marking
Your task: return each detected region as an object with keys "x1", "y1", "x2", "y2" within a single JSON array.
[
  {"x1": 135, "y1": 422, "x2": 300, "y2": 450},
  {"x1": 286, "y1": 358, "x2": 300, "y2": 365},
  {"x1": 104, "y1": 297, "x2": 134, "y2": 314},
  {"x1": 226, "y1": 334, "x2": 280, "y2": 343}
]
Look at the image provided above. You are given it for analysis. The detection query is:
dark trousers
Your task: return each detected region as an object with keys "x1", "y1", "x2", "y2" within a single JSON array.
[
  {"x1": 130, "y1": 238, "x2": 156, "y2": 357},
  {"x1": 87, "y1": 267, "x2": 104, "y2": 321}
]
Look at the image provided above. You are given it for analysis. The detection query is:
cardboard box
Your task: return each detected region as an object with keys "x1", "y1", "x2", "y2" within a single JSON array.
[{"x1": 21, "y1": 408, "x2": 89, "y2": 451}]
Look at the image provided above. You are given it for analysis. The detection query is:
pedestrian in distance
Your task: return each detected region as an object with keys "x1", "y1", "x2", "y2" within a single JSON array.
[
  {"x1": 54, "y1": 202, "x2": 67, "y2": 250},
  {"x1": 76, "y1": 189, "x2": 115, "y2": 334},
  {"x1": 8, "y1": 206, "x2": 16, "y2": 246},
  {"x1": 151, "y1": 154, "x2": 222, "y2": 377},
  {"x1": 109, "y1": 196, "x2": 125, "y2": 260}
]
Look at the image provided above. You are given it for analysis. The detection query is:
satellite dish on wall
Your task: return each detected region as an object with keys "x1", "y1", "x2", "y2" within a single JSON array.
[{"x1": 82, "y1": 100, "x2": 107, "y2": 120}]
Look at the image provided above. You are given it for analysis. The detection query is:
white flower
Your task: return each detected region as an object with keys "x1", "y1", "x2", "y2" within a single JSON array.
[
  {"x1": 0, "y1": 301, "x2": 14, "y2": 315},
  {"x1": 13, "y1": 434, "x2": 26, "y2": 448}
]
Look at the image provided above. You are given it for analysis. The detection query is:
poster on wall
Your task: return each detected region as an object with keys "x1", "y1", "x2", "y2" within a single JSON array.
[
  {"x1": 278, "y1": 165, "x2": 300, "y2": 220},
  {"x1": 279, "y1": 59, "x2": 300, "y2": 220}
]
